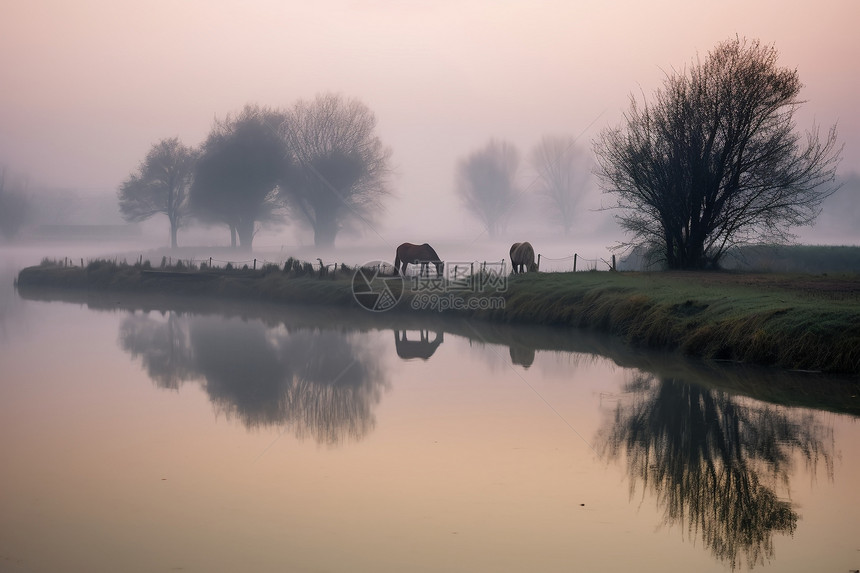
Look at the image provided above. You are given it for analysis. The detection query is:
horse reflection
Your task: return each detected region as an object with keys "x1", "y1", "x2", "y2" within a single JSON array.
[
  {"x1": 509, "y1": 344, "x2": 536, "y2": 368},
  {"x1": 394, "y1": 330, "x2": 444, "y2": 361}
]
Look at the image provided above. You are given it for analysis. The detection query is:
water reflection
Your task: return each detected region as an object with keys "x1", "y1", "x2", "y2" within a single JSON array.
[
  {"x1": 14, "y1": 285, "x2": 860, "y2": 568},
  {"x1": 508, "y1": 341, "x2": 536, "y2": 368},
  {"x1": 119, "y1": 312, "x2": 387, "y2": 445},
  {"x1": 394, "y1": 329, "x2": 444, "y2": 360},
  {"x1": 596, "y1": 372, "x2": 835, "y2": 569}
]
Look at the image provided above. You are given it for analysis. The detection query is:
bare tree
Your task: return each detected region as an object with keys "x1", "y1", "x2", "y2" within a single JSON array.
[
  {"x1": 191, "y1": 104, "x2": 288, "y2": 250},
  {"x1": 530, "y1": 136, "x2": 592, "y2": 236},
  {"x1": 456, "y1": 139, "x2": 520, "y2": 239},
  {"x1": 594, "y1": 37, "x2": 842, "y2": 269},
  {"x1": 118, "y1": 138, "x2": 196, "y2": 248},
  {"x1": 280, "y1": 93, "x2": 392, "y2": 248}
]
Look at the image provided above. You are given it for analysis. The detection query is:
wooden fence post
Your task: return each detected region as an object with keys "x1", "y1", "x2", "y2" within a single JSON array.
[
  {"x1": 573, "y1": 253, "x2": 577, "y2": 272},
  {"x1": 612, "y1": 254, "x2": 616, "y2": 271}
]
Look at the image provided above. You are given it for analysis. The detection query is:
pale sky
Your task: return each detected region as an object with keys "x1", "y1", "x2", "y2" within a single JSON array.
[{"x1": 2, "y1": 0, "x2": 858, "y2": 247}]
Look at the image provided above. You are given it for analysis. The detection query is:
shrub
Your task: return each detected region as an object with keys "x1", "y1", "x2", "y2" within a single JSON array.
[{"x1": 87, "y1": 258, "x2": 118, "y2": 272}]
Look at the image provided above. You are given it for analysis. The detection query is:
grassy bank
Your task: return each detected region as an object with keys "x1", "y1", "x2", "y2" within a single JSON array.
[
  {"x1": 490, "y1": 271, "x2": 860, "y2": 375},
  {"x1": 15, "y1": 258, "x2": 860, "y2": 375}
]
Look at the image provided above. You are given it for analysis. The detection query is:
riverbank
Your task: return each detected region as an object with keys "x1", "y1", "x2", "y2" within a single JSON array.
[{"x1": 15, "y1": 259, "x2": 860, "y2": 376}]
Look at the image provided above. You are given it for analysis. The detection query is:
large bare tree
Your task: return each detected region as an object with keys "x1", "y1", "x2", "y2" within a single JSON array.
[
  {"x1": 594, "y1": 37, "x2": 842, "y2": 269},
  {"x1": 118, "y1": 137, "x2": 196, "y2": 248},
  {"x1": 530, "y1": 136, "x2": 592, "y2": 236},
  {"x1": 191, "y1": 104, "x2": 288, "y2": 250},
  {"x1": 456, "y1": 139, "x2": 520, "y2": 239},
  {"x1": 280, "y1": 93, "x2": 391, "y2": 248}
]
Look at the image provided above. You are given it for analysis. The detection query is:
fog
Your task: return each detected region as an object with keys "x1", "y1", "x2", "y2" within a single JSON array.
[{"x1": 2, "y1": 0, "x2": 859, "y2": 257}]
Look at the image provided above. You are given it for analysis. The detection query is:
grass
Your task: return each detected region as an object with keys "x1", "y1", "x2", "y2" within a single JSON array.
[
  {"x1": 15, "y1": 258, "x2": 860, "y2": 375},
  {"x1": 490, "y1": 271, "x2": 860, "y2": 374}
]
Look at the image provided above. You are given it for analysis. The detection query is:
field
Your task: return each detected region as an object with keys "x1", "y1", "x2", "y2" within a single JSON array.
[{"x1": 494, "y1": 271, "x2": 860, "y2": 374}]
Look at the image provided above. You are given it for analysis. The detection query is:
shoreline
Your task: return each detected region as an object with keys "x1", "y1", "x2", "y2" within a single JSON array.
[{"x1": 14, "y1": 261, "x2": 860, "y2": 376}]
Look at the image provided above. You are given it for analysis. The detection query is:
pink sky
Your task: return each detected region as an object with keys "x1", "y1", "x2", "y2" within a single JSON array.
[{"x1": 2, "y1": 0, "x2": 857, "y2": 244}]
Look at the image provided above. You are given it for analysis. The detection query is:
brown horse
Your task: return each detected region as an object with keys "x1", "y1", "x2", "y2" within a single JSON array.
[
  {"x1": 510, "y1": 242, "x2": 538, "y2": 273},
  {"x1": 394, "y1": 242, "x2": 443, "y2": 277}
]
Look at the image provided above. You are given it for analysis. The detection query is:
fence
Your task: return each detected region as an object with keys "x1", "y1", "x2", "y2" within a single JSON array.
[
  {"x1": 536, "y1": 252, "x2": 616, "y2": 273},
  {"x1": 56, "y1": 252, "x2": 616, "y2": 275}
]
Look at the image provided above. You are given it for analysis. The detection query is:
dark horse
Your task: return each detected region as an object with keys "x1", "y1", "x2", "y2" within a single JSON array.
[
  {"x1": 510, "y1": 242, "x2": 538, "y2": 273},
  {"x1": 394, "y1": 242, "x2": 443, "y2": 277}
]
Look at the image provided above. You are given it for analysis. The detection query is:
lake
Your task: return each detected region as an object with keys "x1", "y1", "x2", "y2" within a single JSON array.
[{"x1": 1, "y1": 248, "x2": 859, "y2": 572}]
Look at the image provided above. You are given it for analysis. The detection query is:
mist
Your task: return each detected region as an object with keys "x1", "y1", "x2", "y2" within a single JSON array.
[{"x1": 2, "y1": 1, "x2": 858, "y2": 262}]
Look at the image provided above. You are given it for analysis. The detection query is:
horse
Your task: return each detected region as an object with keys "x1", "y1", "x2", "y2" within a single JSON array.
[
  {"x1": 394, "y1": 242, "x2": 443, "y2": 277},
  {"x1": 510, "y1": 242, "x2": 538, "y2": 273}
]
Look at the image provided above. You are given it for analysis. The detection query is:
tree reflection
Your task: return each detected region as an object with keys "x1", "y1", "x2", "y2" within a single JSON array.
[
  {"x1": 119, "y1": 312, "x2": 387, "y2": 445},
  {"x1": 597, "y1": 373, "x2": 834, "y2": 569},
  {"x1": 119, "y1": 312, "x2": 195, "y2": 390}
]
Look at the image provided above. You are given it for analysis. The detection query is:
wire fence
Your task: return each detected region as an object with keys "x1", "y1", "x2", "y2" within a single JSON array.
[
  {"x1": 536, "y1": 252, "x2": 617, "y2": 273},
  {"x1": 49, "y1": 251, "x2": 617, "y2": 276}
]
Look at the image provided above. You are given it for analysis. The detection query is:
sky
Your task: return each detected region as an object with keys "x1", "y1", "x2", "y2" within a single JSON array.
[{"x1": 2, "y1": 0, "x2": 858, "y2": 250}]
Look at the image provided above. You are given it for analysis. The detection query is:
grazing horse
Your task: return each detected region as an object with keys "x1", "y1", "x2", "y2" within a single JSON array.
[
  {"x1": 510, "y1": 242, "x2": 538, "y2": 274},
  {"x1": 394, "y1": 242, "x2": 443, "y2": 277}
]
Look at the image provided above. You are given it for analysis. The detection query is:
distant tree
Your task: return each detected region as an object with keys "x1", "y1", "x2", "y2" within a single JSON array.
[
  {"x1": 118, "y1": 137, "x2": 196, "y2": 248},
  {"x1": 456, "y1": 139, "x2": 520, "y2": 239},
  {"x1": 0, "y1": 166, "x2": 31, "y2": 241},
  {"x1": 594, "y1": 37, "x2": 842, "y2": 269},
  {"x1": 530, "y1": 136, "x2": 592, "y2": 236},
  {"x1": 280, "y1": 93, "x2": 392, "y2": 248},
  {"x1": 191, "y1": 104, "x2": 288, "y2": 250}
]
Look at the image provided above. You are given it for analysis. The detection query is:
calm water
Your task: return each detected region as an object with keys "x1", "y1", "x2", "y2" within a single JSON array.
[{"x1": 1, "y1": 252, "x2": 859, "y2": 573}]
